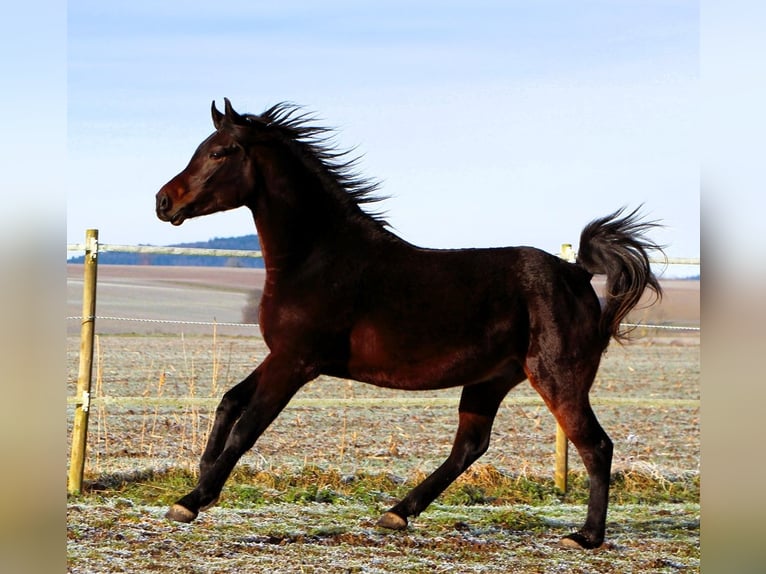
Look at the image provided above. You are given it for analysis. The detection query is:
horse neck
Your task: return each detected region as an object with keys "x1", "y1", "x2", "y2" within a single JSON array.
[{"x1": 248, "y1": 146, "x2": 391, "y2": 274}]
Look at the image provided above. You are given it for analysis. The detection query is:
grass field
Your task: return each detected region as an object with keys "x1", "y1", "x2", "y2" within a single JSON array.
[{"x1": 67, "y1": 265, "x2": 700, "y2": 572}]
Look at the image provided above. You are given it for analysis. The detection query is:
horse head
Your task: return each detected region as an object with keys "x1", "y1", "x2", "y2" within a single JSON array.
[{"x1": 156, "y1": 99, "x2": 263, "y2": 226}]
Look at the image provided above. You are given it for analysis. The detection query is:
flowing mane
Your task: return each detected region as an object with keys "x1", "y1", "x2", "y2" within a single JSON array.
[{"x1": 255, "y1": 102, "x2": 389, "y2": 225}]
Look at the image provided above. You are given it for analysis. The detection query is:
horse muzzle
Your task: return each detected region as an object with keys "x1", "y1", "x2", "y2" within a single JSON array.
[{"x1": 156, "y1": 189, "x2": 187, "y2": 226}]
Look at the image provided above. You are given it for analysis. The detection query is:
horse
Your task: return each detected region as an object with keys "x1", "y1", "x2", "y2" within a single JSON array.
[{"x1": 155, "y1": 98, "x2": 662, "y2": 549}]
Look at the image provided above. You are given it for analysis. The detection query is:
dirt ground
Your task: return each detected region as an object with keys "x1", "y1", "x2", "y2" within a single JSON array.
[{"x1": 66, "y1": 265, "x2": 700, "y2": 572}]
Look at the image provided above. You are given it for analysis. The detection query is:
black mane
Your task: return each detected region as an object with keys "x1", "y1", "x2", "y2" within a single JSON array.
[{"x1": 255, "y1": 102, "x2": 389, "y2": 225}]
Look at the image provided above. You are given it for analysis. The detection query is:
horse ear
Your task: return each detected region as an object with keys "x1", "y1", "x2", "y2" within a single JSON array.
[
  {"x1": 213, "y1": 98, "x2": 264, "y2": 144},
  {"x1": 212, "y1": 98, "x2": 245, "y2": 129},
  {"x1": 223, "y1": 98, "x2": 244, "y2": 124},
  {"x1": 211, "y1": 100, "x2": 224, "y2": 129}
]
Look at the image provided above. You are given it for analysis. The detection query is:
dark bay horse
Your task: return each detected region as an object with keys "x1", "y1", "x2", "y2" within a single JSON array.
[{"x1": 155, "y1": 99, "x2": 662, "y2": 549}]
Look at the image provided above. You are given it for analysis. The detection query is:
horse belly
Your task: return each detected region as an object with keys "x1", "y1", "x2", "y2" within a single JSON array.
[{"x1": 347, "y1": 321, "x2": 517, "y2": 390}]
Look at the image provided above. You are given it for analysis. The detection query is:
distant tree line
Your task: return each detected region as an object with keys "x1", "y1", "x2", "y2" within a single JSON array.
[{"x1": 67, "y1": 235, "x2": 265, "y2": 268}]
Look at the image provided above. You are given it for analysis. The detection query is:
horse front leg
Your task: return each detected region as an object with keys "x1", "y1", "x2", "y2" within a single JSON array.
[
  {"x1": 165, "y1": 354, "x2": 312, "y2": 523},
  {"x1": 198, "y1": 367, "x2": 261, "y2": 478},
  {"x1": 377, "y1": 376, "x2": 519, "y2": 530}
]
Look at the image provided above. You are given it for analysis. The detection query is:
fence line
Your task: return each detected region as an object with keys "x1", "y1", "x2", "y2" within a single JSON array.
[
  {"x1": 621, "y1": 323, "x2": 699, "y2": 332},
  {"x1": 66, "y1": 395, "x2": 700, "y2": 409},
  {"x1": 67, "y1": 232, "x2": 700, "y2": 495},
  {"x1": 67, "y1": 243, "x2": 264, "y2": 259},
  {"x1": 66, "y1": 238, "x2": 701, "y2": 333},
  {"x1": 66, "y1": 315, "x2": 259, "y2": 328},
  {"x1": 66, "y1": 241, "x2": 699, "y2": 267},
  {"x1": 65, "y1": 315, "x2": 700, "y2": 332}
]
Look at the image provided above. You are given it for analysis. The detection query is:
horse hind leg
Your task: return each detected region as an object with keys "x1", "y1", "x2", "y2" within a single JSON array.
[
  {"x1": 525, "y1": 359, "x2": 612, "y2": 549},
  {"x1": 378, "y1": 373, "x2": 522, "y2": 530},
  {"x1": 557, "y1": 402, "x2": 612, "y2": 550}
]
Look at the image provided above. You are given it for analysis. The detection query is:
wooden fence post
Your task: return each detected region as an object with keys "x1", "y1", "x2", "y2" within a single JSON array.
[
  {"x1": 555, "y1": 421, "x2": 569, "y2": 494},
  {"x1": 68, "y1": 229, "x2": 99, "y2": 495},
  {"x1": 555, "y1": 243, "x2": 574, "y2": 493}
]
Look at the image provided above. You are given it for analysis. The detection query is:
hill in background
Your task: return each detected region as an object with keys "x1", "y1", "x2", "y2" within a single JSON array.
[
  {"x1": 67, "y1": 234, "x2": 699, "y2": 279},
  {"x1": 67, "y1": 235, "x2": 264, "y2": 268}
]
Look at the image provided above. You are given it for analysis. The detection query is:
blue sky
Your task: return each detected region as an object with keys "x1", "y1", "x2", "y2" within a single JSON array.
[{"x1": 67, "y1": 1, "x2": 699, "y2": 275}]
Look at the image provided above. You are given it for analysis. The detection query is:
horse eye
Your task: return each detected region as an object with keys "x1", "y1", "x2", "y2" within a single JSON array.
[{"x1": 209, "y1": 147, "x2": 237, "y2": 160}]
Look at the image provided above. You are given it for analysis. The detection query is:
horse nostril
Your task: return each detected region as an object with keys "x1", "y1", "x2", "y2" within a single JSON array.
[{"x1": 157, "y1": 192, "x2": 170, "y2": 213}]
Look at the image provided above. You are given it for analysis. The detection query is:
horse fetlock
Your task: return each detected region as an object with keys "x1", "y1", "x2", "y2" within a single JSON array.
[{"x1": 200, "y1": 496, "x2": 220, "y2": 512}]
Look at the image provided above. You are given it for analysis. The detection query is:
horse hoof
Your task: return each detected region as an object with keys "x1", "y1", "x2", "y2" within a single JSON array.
[
  {"x1": 165, "y1": 504, "x2": 198, "y2": 523},
  {"x1": 377, "y1": 511, "x2": 408, "y2": 530},
  {"x1": 559, "y1": 532, "x2": 602, "y2": 550}
]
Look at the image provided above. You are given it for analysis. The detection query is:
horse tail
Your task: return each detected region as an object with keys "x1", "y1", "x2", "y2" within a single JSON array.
[{"x1": 576, "y1": 206, "x2": 664, "y2": 343}]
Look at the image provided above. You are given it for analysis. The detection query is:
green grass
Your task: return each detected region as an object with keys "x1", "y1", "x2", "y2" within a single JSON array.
[
  {"x1": 68, "y1": 465, "x2": 700, "y2": 573},
  {"x1": 72, "y1": 463, "x2": 699, "y2": 510}
]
